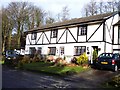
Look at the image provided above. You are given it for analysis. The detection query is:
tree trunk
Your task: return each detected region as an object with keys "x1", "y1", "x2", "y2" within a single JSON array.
[{"x1": 17, "y1": 22, "x2": 21, "y2": 49}]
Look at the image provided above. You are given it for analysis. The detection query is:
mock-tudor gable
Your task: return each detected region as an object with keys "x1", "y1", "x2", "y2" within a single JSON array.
[{"x1": 24, "y1": 12, "x2": 120, "y2": 64}]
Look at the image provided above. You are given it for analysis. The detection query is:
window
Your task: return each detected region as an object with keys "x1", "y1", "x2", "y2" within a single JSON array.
[
  {"x1": 29, "y1": 47, "x2": 36, "y2": 54},
  {"x1": 51, "y1": 29, "x2": 58, "y2": 38},
  {"x1": 37, "y1": 47, "x2": 42, "y2": 54},
  {"x1": 48, "y1": 47, "x2": 56, "y2": 55},
  {"x1": 31, "y1": 33, "x2": 37, "y2": 40},
  {"x1": 60, "y1": 47, "x2": 64, "y2": 55},
  {"x1": 78, "y1": 26, "x2": 87, "y2": 35},
  {"x1": 74, "y1": 46, "x2": 86, "y2": 56}
]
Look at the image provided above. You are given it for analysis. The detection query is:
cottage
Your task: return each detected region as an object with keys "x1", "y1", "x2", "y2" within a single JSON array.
[{"x1": 24, "y1": 12, "x2": 120, "y2": 64}]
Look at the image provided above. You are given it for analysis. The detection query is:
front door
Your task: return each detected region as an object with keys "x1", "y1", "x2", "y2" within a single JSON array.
[{"x1": 60, "y1": 46, "x2": 64, "y2": 58}]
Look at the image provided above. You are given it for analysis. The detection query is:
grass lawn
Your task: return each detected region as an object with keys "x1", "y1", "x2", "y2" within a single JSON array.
[{"x1": 22, "y1": 61, "x2": 89, "y2": 76}]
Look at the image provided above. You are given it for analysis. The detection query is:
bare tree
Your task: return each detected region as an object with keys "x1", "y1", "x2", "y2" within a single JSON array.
[
  {"x1": 82, "y1": 0, "x2": 98, "y2": 16},
  {"x1": 61, "y1": 6, "x2": 70, "y2": 21},
  {"x1": 45, "y1": 11, "x2": 55, "y2": 24},
  {"x1": 118, "y1": 0, "x2": 120, "y2": 12},
  {"x1": 82, "y1": 0, "x2": 119, "y2": 17}
]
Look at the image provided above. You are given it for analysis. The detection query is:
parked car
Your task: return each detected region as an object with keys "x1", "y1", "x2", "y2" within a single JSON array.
[
  {"x1": 95, "y1": 53, "x2": 120, "y2": 72},
  {"x1": 4, "y1": 50, "x2": 23, "y2": 65}
]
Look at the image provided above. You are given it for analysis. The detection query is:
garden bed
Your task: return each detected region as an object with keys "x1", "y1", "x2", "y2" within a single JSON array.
[{"x1": 22, "y1": 61, "x2": 89, "y2": 76}]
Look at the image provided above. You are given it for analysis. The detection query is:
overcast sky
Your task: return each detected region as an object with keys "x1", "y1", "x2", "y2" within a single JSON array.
[{"x1": 0, "y1": 0, "x2": 115, "y2": 18}]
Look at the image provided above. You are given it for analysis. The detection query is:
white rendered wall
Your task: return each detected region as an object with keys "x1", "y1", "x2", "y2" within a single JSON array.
[
  {"x1": 114, "y1": 26, "x2": 118, "y2": 44},
  {"x1": 87, "y1": 24, "x2": 103, "y2": 41}
]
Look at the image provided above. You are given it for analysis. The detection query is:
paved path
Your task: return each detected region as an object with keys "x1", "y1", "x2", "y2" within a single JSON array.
[{"x1": 2, "y1": 65, "x2": 120, "y2": 88}]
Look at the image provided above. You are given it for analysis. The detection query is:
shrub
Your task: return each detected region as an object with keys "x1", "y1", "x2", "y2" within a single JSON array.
[
  {"x1": 71, "y1": 57, "x2": 78, "y2": 64},
  {"x1": 18, "y1": 55, "x2": 30, "y2": 69},
  {"x1": 22, "y1": 55, "x2": 30, "y2": 63},
  {"x1": 54, "y1": 57, "x2": 67, "y2": 67},
  {"x1": 76, "y1": 53, "x2": 88, "y2": 65},
  {"x1": 92, "y1": 49, "x2": 98, "y2": 61},
  {"x1": 92, "y1": 49, "x2": 98, "y2": 65}
]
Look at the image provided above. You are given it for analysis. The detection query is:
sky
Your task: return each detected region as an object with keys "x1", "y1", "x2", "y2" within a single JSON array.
[
  {"x1": 0, "y1": 0, "x2": 116, "y2": 18},
  {"x1": 0, "y1": 0, "x2": 91, "y2": 18}
]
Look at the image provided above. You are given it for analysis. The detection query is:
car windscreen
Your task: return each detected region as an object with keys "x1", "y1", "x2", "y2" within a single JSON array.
[
  {"x1": 99, "y1": 53, "x2": 114, "y2": 59},
  {"x1": 7, "y1": 51, "x2": 16, "y2": 55}
]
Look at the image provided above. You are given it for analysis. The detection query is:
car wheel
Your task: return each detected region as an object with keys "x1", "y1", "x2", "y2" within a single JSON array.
[{"x1": 113, "y1": 65, "x2": 118, "y2": 72}]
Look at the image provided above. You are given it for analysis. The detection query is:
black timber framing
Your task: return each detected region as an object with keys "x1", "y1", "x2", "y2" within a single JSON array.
[
  {"x1": 113, "y1": 49, "x2": 120, "y2": 51},
  {"x1": 77, "y1": 26, "x2": 79, "y2": 42},
  {"x1": 28, "y1": 35, "x2": 32, "y2": 45},
  {"x1": 67, "y1": 28, "x2": 77, "y2": 42},
  {"x1": 57, "y1": 29, "x2": 67, "y2": 43},
  {"x1": 27, "y1": 12, "x2": 118, "y2": 46},
  {"x1": 87, "y1": 22, "x2": 103, "y2": 41},
  {"x1": 44, "y1": 32, "x2": 50, "y2": 44},
  {"x1": 42, "y1": 32, "x2": 44, "y2": 44},
  {"x1": 26, "y1": 41, "x2": 104, "y2": 45},
  {"x1": 103, "y1": 20, "x2": 105, "y2": 42},
  {"x1": 66, "y1": 28, "x2": 68, "y2": 43},
  {"x1": 50, "y1": 30, "x2": 52, "y2": 43},
  {"x1": 35, "y1": 32, "x2": 43, "y2": 44},
  {"x1": 105, "y1": 16, "x2": 114, "y2": 42},
  {"x1": 112, "y1": 25, "x2": 114, "y2": 44},
  {"x1": 86, "y1": 25, "x2": 88, "y2": 42}
]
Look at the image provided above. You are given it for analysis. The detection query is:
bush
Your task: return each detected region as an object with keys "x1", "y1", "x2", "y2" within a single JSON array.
[
  {"x1": 92, "y1": 49, "x2": 98, "y2": 61},
  {"x1": 21, "y1": 55, "x2": 30, "y2": 63},
  {"x1": 71, "y1": 57, "x2": 78, "y2": 64},
  {"x1": 92, "y1": 49, "x2": 98, "y2": 64},
  {"x1": 18, "y1": 55, "x2": 30, "y2": 68},
  {"x1": 76, "y1": 53, "x2": 88, "y2": 65},
  {"x1": 54, "y1": 57, "x2": 67, "y2": 67}
]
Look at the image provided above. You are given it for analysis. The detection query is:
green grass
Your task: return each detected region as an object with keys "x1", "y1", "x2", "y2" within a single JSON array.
[
  {"x1": 22, "y1": 61, "x2": 89, "y2": 76},
  {"x1": 0, "y1": 60, "x2": 4, "y2": 64}
]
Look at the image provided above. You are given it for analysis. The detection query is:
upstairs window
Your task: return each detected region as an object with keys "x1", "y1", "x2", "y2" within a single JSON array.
[
  {"x1": 31, "y1": 32, "x2": 37, "y2": 40},
  {"x1": 48, "y1": 47, "x2": 56, "y2": 55},
  {"x1": 74, "y1": 46, "x2": 86, "y2": 56},
  {"x1": 51, "y1": 29, "x2": 58, "y2": 38},
  {"x1": 78, "y1": 26, "x2": 87, "y2": 36}
]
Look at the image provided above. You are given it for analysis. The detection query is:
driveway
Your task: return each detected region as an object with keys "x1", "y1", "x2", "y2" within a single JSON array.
[{"x1": 2, "y1": 65, "x2": 120, "y2": 88}]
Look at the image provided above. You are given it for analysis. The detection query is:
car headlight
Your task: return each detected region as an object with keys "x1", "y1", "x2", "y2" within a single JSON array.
[{"x1": 7, "y1": 57, "x2": 11, "y2": 60}]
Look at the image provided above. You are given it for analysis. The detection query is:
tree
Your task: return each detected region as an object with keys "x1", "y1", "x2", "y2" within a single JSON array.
[
  {"x1": 45, "y1": 11, "x2": 55, "y2": 24},
  {"x1": 82, "y1": 0, "x2": 119, "y2": 17},
  {"x1": 92, "y1": 49, "x2": 98, "y2": 61},
  {"x1": 118, "y1": 0, "x2": 120, "y2": 12},
  {"x1": 82, "y1": 0, "x2": 98, "y2": 16},
  {"x1": 5, "y1": 2, "x2": 46, "y2": 49},
  {"x1": 2, "y1": 7, "x2": 13, "y2": 51},
  {"x1": 61, "y1": 6, "x2": 70, "y2": 21}
]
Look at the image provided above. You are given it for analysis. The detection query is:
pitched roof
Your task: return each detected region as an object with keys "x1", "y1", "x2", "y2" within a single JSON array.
[{"x1": 28, "y1": 12, "x2": 117, "y2": 32}]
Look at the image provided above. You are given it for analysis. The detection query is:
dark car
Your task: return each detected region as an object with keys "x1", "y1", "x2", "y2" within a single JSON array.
[
  {"x1": 95, "y1": 53, "x2": 120, "y2": 72},
  {"x1": 4, "y1": 50, "x2": 22, "y2": 65}
]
